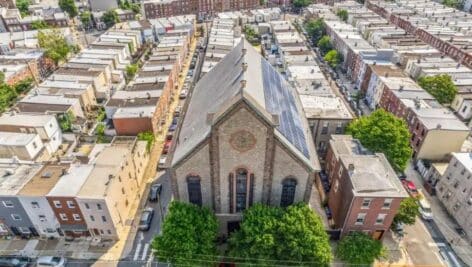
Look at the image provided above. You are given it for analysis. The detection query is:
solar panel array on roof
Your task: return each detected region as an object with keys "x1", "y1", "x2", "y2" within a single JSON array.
[{"x1": 261, "y1": 59, "x2": 309, "y2": 158}]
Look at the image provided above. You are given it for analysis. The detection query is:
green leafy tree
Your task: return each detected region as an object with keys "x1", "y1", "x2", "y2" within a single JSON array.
[
  {"x1": 336, "y1": 9, "x2": 349, "y2": 22},
  {"x1": 243, "y1": 25, "x2": 260, "y2": 46},
  {"x1": 229, "y1": 203, "x2": 332, "y2": 266},
  {"x1": 14, "y1": 78, "x2": 34, "y2": 94},
  {"x1": 96, "y1": 123, "x2": 106, "y2": 143},
  {"x1": 152, "y1": 201, "x2": 218, "y2": 266},
  {"x1": 38, "y1": 30, "x2": 74, "y2": 64},
  {"x1": 393, "y1": 197, "x2": 420, "y2": 226},
  {"x1": 293, "y1": 0, "x2": 312, "y2": 8},
  {"x1": 418, "y1": 74, "x2": 457, "y2": 104},
  {"x1": 317, "y1": 35, "x2": 332, "y2": 55},
  {"x1": 126, "y1": 64, "x2": 138, "y2": 79},
  {"x1": 337, "y1": 232, "x2": 386, "y2": 265},
  {"x1": 346, "y1": 109, "x2": 412, "y2": 171},
  {"x1": 102, "y1": 10, "x2": 120, "y2": 28},
  {"x1": 443, "y1": 0, "x2": 461, "y2": 8},
  {"x1": 130, "y1": 3, "x2": 141, "y2": 14},
  {"x1": 59, "y1": 111, "x2": 75, "y2": 132},
  {"x1": 59, "y1": 0, "x2": 78, "y2": 18},
  {"x1": 0, "y1": 83, "x2": 18, "y2": 112},
  {"x1": 137, "y1": 131, "x2": 155, "y2": 152},
  {"x1": 304, "y1": 18, "x2": 325, "y2": 43},
  {"x1": 31, "y1": 20, "x2": 49, "y2": 30},
  {"x1": 96, "y1": 107, "x2": 106, "y2": 122},
  {"x1": 80, "y1": 11, "x2": 92, "y2": 29},
  {"x1": 0, "y1": 71, "x2": 4, "y2": 84},
  {"x1": 16, "y1": 0, "x2": 31, "y2": 17},
  {"x1": 323, "y1": 49, "x2": 341, "y2": 68}
]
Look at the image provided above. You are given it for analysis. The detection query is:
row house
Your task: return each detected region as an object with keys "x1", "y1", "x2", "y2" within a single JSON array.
[
  {"x1": 0, "y1": 51, "x2": 56, "y2": 81},
  {"x1": 378, "y1": 76, "x2": 469, "y2": 160},
  {"x1": 0, "y1": 7, "x2": 69, "y2": 32},
  {"x1": 201, "y1": 18, "x2": 237, "y2": 75},
  {"x1": 0, "y1": 131, "x2": 47, "y2": 161},
  {"x1": 0, "y1": 137, "x2": 149, "y2": 240},
  {"x1": 325, "y1": 135, "x2": 408, "y2": 239},
  {"x1": 0, "y1": 63, "x2": 31, "y2": 85}
]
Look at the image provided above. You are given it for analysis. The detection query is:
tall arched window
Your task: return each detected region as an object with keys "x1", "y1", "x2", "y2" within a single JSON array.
[
  {"x1": 281, "y1": 178, "x2": 297, "y2": 207},
  {"x1": 235, "y1": 169, "x2": 248, "y2": 212},
  {"x1": 187, "y1": 176, "x2": 202, "y2": 206}
]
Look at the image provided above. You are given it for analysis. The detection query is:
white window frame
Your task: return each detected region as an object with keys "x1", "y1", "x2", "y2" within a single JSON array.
[
  {"x1": 2, "y1": 201, "x2": 13, "y2": 208},
  {"x1": 355, "y1": 213, "x2": 366, "y2": 225},
  {"x1": 11, "y1": 214, "x2": 22, "y2": 221},
  {"x1": 382, "y1": 198, "x2": 392, "y2": 209},
  {"x1": 361, "y1": 198, "x2": 372, "y2": 209},
  {"x1": 59, "y1": 213, "x2": 68, "y2": 221},
  {"x1": 375, "y1": 214, "x2": 387, "y2": 225},
  {"x1": 66, "y1": 200, "x2": 75, "y2": 209},
  {"x1": 53, "y1": 200, "x2": 62, "y2": 208},
  {"x1": 72, "y1": 214, "x2": 81, "y2": 221}
]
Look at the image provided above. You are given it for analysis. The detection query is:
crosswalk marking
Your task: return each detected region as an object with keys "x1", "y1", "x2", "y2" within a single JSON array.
[
  {"x1": 141, "y1": 243, "x2": 150, "y2": 261},
  {"x1": 133, "y1": 243, "x2": 142, "y2": 261}
]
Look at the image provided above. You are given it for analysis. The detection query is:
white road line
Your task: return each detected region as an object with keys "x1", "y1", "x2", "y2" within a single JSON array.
[
  {"x1": 141, "y1": 243, "x2": 150, "y2": 261},
  {"x1": 133, "y1": 243, "x2": 142, "y2": 261},
  {"x1": 428, "y1": 242, "x2": 446, "y2": 247}
]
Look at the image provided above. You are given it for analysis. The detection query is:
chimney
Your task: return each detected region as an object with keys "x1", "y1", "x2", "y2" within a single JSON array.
[
  {"x1": 399, "y1": 85, "x2": 404, "y2": 91},
  {"x1": 348, "y1": 163, "x2": 355, "y2": 174},
  {"x1": 242, "y1": 62, "x2": 248, "y2": 72},
  {"x1": 242, "y1": 48, "x2": 247, "y2": 56},
  {"x1": 240, "y1": 79, "x2": 247, "y2": 89},
  {"x1": 436, "y1": 124, "x2": 442, "y2": 129},
  {"x1": 414, "y1": 97, "x2": 421, "y2": 109}
]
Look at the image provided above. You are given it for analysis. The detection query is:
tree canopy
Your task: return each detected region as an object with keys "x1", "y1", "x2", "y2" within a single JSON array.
[
  {"x1": 229, "y1": 203, "x2": 332, "y2": 266},
  {"x1": 31, "y1": 20, "x2": 49, "y2": 30},
  {"x1": 16, "y1": 0, "x2": 30, "y2": 17},
  {"x1": 152, "y1": 201, "x2": 218, "y2": 266},
  {"x1": 59, "y1": 0, "x2": 78, "y2": 18},
  {"x1": 393, "y1": 197, "x2": 420, "y2": 226},
  {"x1": 137, "y1": 131, "x2": 155, "y2": 152},
  {"x1": 126, "y1": 64, "x2": 138, "y2": 79},
  {"x1": 243, "y1": 25, "x2": 260, "y2": 46},
  {"x1": 304, "y1": 18, "x2": 325, "y2": 43},
  {"x1": 38, "y1": 30, "x2": 75, "y2": 64},
  {"x1": 317, "y1": 35, "x2": 332, "y2": 55},
  {"x1": 323, "y1": 49, "x2": 341, "y2": 68},
  {"x1": 80, "y1": 11, "x2": 92, "y2": 29},
  {"x1": 119, "y1": 0, "x2": 141, "y2": 13},
  {"x1": 442, "y1": 0, "x2": 461, "y2": 8},
  {"x1": 102, "y1": 10, "x2": 120, "y2": 27},
  {"x1": 337, "y1": 232, "x2": 386, "y2": 265},
  {"x1": 346, "y1": 109, "x2": 412, "y2": 171},
  {"x1": 293, "y1": 0, "x2": 312, "y2": 8},
  {"x1": 0, "y1": 78, "x2": 34, "y2": 113},
  {"x1": 336, "y1": 9, "x2": 349, "y2": 22},
  {"x1": 418, "y1": 74, "x2": 457, "y2": 104}
]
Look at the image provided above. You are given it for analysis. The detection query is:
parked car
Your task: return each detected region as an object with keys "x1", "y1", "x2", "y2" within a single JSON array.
[
  {"x1": 36, "y1": 256, "x2": 66, "y2": 267},
  {"x1": 402, "y1": 180, "x2": 418, "y2": 197},
  {"x1": 168, "y1": 124, "x2": 177, "y2": 132},
  {"x1": 179, "y1": 89, "x2": 188, "y2": 99},
  {"x1": 0, "y1": 256, "x2": 32, "y2": 267},
  {"x1": 174, "y1": 106, "x2": 182, "y2": 117},
  {"x1": 163, "y1": 139, "x2": 172, "y2": 154},
  {"x1": 158, "y1": 155, "x2": 167, "y2": 169},
  {"x1": 139, "y1": 207, "x2": 155, "y2": 231},
  {"x1": 187, "y1": 70, "x2": 194, "y2": 77},
  {"x1": 418, "y1": 196, "x2": 433, "y2": 221},
  {"x1": 149, "y1": 183, "x2": 162, "y2": 202}
]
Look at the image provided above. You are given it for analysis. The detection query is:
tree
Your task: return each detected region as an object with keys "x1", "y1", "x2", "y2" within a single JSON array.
[
  {"x1": 393, "y1": 197, "x2": 420, "y2": 226},
  {"x1": 59, "y1": 111, "x2": 75, "y2": 132},
  {"x1": 418, "y1": 74, "x2": 457, "y2": 104},
  {"x1": 0, "y1": 71, "x2": 4, "y2": 84},
  {"x1": 59, "y1": 0, "x2": 78, "y2": 18},
  {"x1": 243, "y1": 25, "x2": 260, "y2": 46},
  {"x1": 16, "y1": 0, "x2": 30, "y2": 17},
  {"x1": 102, "y1": 10, "x2": 120, "y2": 28},
  {"x1": 38, "y1": 30, "x2": 74, "y2": 64},
  {"x1": 137, "y1": 131, "x2": 155, "y2": 152},
  {"x1": 80, "y1": 11, "x2": 92, "y2": 29},
  {"x1": 152, "y1": 201, "x2": 218, "y2": 266},
  {"x1": 304, "y1": 18, "x2": 325, "y2": 43},
  {"x1": 337, "y1": 232, "x2": 386, "y2": 265},
  {"x1": 346, "y1": 109, "x2": 412, "y2": 171},
  {"x1": 126, "y1": 64, "x2": 138, "y2": 79},
  {"x1": 443, "y1": 0, "x2": 461, "y2": 8},
  {"x1": 336, "y1": 9, "x2": 349, "y2": 22},
  {"x1": 317, "y1": 35, "x2": 332, "y2": 55},
  {"x1": 323, "y1": 49, "x2": 341, "y2": 68},
  {"x1": 293, "y1": 0, "x2": 312, "y2": 8},
  {"x1": 96, "y1": 123, "x2": 106, "y2": 143},
  {"x1": 31, "y1": 20, "x2": 49, "y2": 30},
  {"x1": 229, "y1": 203, "x2": 332, "y2": 266},
  {"x1": 14, "y1": 78, "x2": 34, "y2": 94}
]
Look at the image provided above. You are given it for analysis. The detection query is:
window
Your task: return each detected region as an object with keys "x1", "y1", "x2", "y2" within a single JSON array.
[
  {"x1": 335, "y1": 123, "x2": 343, "y2": 134},
  {"x1": 53, "y1": 201, "x2": 62, "y2": 208},
  {"x1": 100, "y1": 229, "x2": 104, "y2": 234},
  {"x1": 59, "y1": 213, "x2": 68, "y2": 221},
  {"x1": 31, "y1": 202, "x2": 39, "y2": 208},
  {"x1": 90, "y1": 215, "x2": 95, "y2": 221},
  {"x1": 85, "y1": 203, "x2": 90, "y2": 209},
  {"x1": 32, "y1": 142, "x2": 37, "y2": 149},
  {"x1": 66, "y1": 201, "x2": 75, "y2": 208},
  {"x1": 11, "y1": 214, "x2": 21, "y2": 221},
  {"x1": 187, "y1": 176, "x2": 202, "y2": 206},
  {"x1": 383, "y1": 199, "x2": 392, "y2": 209},
  {"x1": 376, "y1": 214, "x2": 387, "y2": 225},
  {"x1": 101, "y1": 216, "x2": 107, "y2": 222},
  {"x1": 355, "y1": 213, "x2": 366, "y2": 225},
  {"x1": 235, "y1": 169, "x2": 248, "y2": 212},
  {"x1": 97, "y1": 204, "x2": 102, "y2": 210},
  {"x1": 39, "y1": 215, "x2": 46, "y2": 222},
  {"x1": 2, "y1": 201, "x2": 13, "y2": 208},
  {"x1": 121, "y1": 188, "x2": 125, "y2": 194},
  {"x1": 321, "y1": 122, "x2": 329, "y2": 135},
  {"x1": 73, "y1": 214, "x2": 81, "y2": 221},
  {"x1": 281, "y1": 178, "x2": 297, "y2": 207},
  {"x1": 361, "y1": 198, "x2": 371, "y2": 209},
  {"x1": 462, "y1": 105, "x2": 468, "y2": 113},
  {"x1": 107, "y1": 230, "x2": 112, "y2": 235}
]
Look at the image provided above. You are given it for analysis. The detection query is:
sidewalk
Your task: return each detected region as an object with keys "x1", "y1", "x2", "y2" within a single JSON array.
[{"x1": 406, "y1": 163, "x2": 472, "y2": 266}]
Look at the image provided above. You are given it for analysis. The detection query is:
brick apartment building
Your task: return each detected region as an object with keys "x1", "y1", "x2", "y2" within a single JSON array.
[
  {"x1": 142, "y1": 0, "x2": 260, "y2": 19},
  {"x1": 325, "y1": 135, "x2": 407, "y2": 239}
]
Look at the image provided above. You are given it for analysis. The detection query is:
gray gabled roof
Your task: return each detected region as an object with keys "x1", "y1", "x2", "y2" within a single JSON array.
[{"x1": 172, "y1": 40, "x2": 319, "y2": 170}]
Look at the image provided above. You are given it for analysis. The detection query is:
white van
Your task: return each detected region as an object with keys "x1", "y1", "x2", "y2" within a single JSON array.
[{"x1": 418, "y1": 197, "x2": 433, "y2": 221}]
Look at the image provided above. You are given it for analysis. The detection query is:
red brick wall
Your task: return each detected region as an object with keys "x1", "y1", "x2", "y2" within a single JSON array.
[{"x1": 113, "y1": 117, "x2": 153, "y2": 136}]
